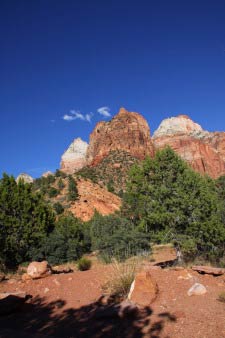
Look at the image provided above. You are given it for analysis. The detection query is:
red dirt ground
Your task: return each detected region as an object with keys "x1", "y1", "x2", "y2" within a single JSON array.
[{"x1": 0, "y1": 261, "x2": 224, "y2": 338}]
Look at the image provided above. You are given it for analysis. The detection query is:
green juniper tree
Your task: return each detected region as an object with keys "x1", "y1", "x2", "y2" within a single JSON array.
[
  {"x1": 0, "y1": 174, "x2": 55, "y2": 268},
  {"x1": 123, "y1": 148, "x2": 225, "y2": 261},
  {"x1": 67, "y1": 175, "x2": 79, "y2": 201}
]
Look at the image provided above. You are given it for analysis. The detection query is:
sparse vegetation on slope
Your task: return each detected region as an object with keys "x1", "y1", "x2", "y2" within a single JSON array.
[{"x1": 77, "y1": 150, "x2": 138, "y2": 193}]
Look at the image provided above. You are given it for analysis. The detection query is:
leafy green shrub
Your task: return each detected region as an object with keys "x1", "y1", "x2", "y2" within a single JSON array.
[
  {"x1": 77, "y1": 167, "x2": 98, "y2": 183},
  {"x1": 89, "y1": 213, "x2": 150, "y2": 262},
  {"x1": 46, "y1": 175, "x2": 56, "y2": 185},
  {"x1": 48, "y1": 187, "x2": 59, "y2": 198},
  {"x1": 107, "y1": 179, "x2": 115, "y2": 193},
  {"x1": 0, "y1": 173, "x2": 55, "y2": 268},
  {"x1": 123, "y1": 147, "x2": 225, "y2": 262},
  {"x1": 53, "y1": 202, "x2": 64, "y2": 215},
  {"x1": 57, "y1": 178, "x2": 65, "y2": 190},
  {"x1": 77, "y1": 257, "x2": 92, "y2": 271},
  {"x1": 55, "y1": 169, "x2": 67, "y2": 178},
  {"x1": 36, "y1": 214, "x2": 91, "y2": 265},
  {"x1": 67, "y1": 176, "x2": 79, "y2": 201}
]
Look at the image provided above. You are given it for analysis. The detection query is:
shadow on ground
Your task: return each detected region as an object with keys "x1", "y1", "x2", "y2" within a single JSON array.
[{"x1": 0, "y1": 295, "x2": 176, "y2": 338}]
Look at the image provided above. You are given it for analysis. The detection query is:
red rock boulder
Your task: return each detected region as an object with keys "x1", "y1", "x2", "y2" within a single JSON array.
[
  {"x1": 26, "y1": 261, "x2": 52, "y2": 279},
  {"x1": 128, "y1": 271, "x2": 158, "y2": 307}
]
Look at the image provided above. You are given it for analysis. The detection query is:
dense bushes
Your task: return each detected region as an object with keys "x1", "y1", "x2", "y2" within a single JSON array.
[
  {"x1": 89, "y1": 213, "x2": 150, "y2": 261},
  {"x1": 123, "y1": 148, "x2": 225, "y2": 262},
  {"x1": 1, "y1": 147, "x2": 225, "y2": 269},
  {"x1": 0, "y1": 174, "x2": 55, "y2": 268},
  {"x1": 34, "y1": 214, "x2": 91, "y2": 265}
]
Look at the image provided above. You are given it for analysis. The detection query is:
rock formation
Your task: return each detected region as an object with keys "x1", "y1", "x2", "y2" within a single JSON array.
[
  {"x1": 16, "y1": 173, "x2": 34, "y2": 184},
  {"x1": 86, "y1": 107, "x2": 155, "y2": 165},
  {"x1": 42, "y1": 171, "x2": 54, "y2": 177},
  {"x1": 60, "y1": 110, "x2": 225, "y2": 179},
  {"x1": 153, "y1": 115, "x2": 225, "y2": 178},
  {"x1": 69, "y1": 178, "x2": 121, "y2": 221},
  {"x1": 60, "y1": 138, "x2": 88, "y2": 174}
]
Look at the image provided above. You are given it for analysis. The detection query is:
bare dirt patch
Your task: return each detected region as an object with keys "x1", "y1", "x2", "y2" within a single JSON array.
[{"x1": 0, "y1": 261, "x2": 224, "y2": 337}]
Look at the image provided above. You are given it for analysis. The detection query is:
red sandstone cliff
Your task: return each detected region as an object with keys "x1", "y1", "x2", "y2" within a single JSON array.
[
  {"x1": 60, "y1": 109, "x2": 225, "y2": 179},
  {"x1": 153, "y1": 115, "x2": 225, "y2": 178},
  {"x1": 86, "y1": 107, "x2": 155, "y2": 166}
]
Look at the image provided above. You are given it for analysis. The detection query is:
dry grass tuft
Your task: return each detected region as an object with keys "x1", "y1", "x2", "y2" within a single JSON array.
[
  {"x1": 102, "y1": 257, "x2": 143, "y2": 300},
  {"x1": 218, "y1": 291, "x2": 225, "y2": 303}
]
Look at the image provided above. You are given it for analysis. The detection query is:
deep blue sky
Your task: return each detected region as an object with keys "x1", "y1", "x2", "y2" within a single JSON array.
[{"x1": 1, "y1": 0, "x2": 225, "y2": 178}]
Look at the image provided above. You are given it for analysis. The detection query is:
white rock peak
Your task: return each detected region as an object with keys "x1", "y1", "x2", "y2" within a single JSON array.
[
  {"x1": 16, "y1": 173, "x2": 34, "y2": 184},
  {"x1": 153, "y1": 115, "x2": 206, "y2": 138},
  {"x1": 61, "y1": 138, "x2": 89, "y2": 161}
]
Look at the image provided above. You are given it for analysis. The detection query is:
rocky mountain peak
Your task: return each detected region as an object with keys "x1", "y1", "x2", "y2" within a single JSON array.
[
  {"x1": 153, "y1": 115, "x2": 204, "y2": 138},
  {"x1": 16, "y1": 173, "x2": 34, "y2": 184},
  {"x1": 60, "y1": 138, "x2": 88, "y2": 174},
  {"x1": 86, "y1": 108, "x2": 154, "y2": 165},
  {"x1": 117, "y1": 107, "x2": 129, "y2": 115}
]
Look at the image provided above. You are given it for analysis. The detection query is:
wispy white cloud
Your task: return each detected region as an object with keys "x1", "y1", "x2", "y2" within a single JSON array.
[
  {"x1": 85, "y1": 112, "x2": 93, "y2": 123},
  {"x1": 62, "y1": 110, "x2": 92, "y2": 123},
  {"x1": 97, "y1": 106, "x2": 111, "y2": 118}
]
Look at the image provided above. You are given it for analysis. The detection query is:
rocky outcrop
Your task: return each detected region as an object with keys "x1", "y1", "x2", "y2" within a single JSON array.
[
  {"x1": 192, "y1": 265, "x2": 225, "y2": 276},
  {"x1": 69, "y1": 178, "x2": 121, "y2": 221},
  {"x1": 153, "y1": 115, "x2": 225, "y2": 178},
  {"x1": 60, "y1": 110, "x2": 225, "y2": 180},
  {"x1": 60, "y1": 138, "x2": 88, "y2": 174},
  {"x1": 16, "y1": 173, "x2": 34, "y2": 184},
  {"x1": 42, "y1": 171, "x2": 54, "y2": 177},
  {"x1": 153, "y1": 115, "x2": 204, "y2": 137},
  {"x1": 86, "y1": 107, "x2": 155, "y2": 166},
  {"x1": 25, "y1": 261, "x2": 52, "y2": 280}
]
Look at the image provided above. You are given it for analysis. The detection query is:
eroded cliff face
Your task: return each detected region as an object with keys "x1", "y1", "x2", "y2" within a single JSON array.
[
  {"x1": 153, "y1": 115, "x2": 225, "y2": 178},
  {"x1": 86, "y1": 107, "x2": 155, "y2": 165},
  {"x1": 69, "y1": 178, "x2": 121, "y2": 221},
  {"x1": 60, "y1": 138, "x2": 88, "y2": 174},
  {"x1": 60, "y1": 110, "x2": 225, "y2": 180}
]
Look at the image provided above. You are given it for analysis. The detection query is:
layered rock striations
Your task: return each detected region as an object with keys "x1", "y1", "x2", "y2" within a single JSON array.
[
  {"x1": 60, "y1": 138, "x2": 88, "y2": 174},
  {"x1": 86, "y1": 107, "x2": 155, "y2": 165},
  {"x1": 153, "y1": 115, "x2": 225, "y2": 178}
]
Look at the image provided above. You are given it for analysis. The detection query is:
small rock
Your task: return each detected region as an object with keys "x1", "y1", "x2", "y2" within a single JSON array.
[
  {"x1": 53, "y1": 278, "x2": 60, "y2": 286},
  {"x1": 52, "y1": 266, "x2": 73, "y2": 274},
  {"x1": 7, "y1": 279, "x2": 17, "y2": 284},
  {"x1": 44, "y1": 288, "x2": 49, "y2": 294},
  {"x1": 22, "y1": 273, "x2": 32, "y2": 281},
  {"x1": 192, "y1": 265, "x2": 225, "y2": 276},
  {"x1": 27, "y1": 261, "x2": 52, "y2": 279},
  {"x1": 178, "y1": 270, "x2": 193, "y2": 280},
  {"x1": 187, "y1": 283, "x2": 207, "y2": 296}
]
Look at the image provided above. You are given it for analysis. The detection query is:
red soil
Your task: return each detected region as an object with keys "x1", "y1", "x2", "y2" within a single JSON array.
[{"x1": 0, "y1": 263, "x2": 224, "y2": 338}]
